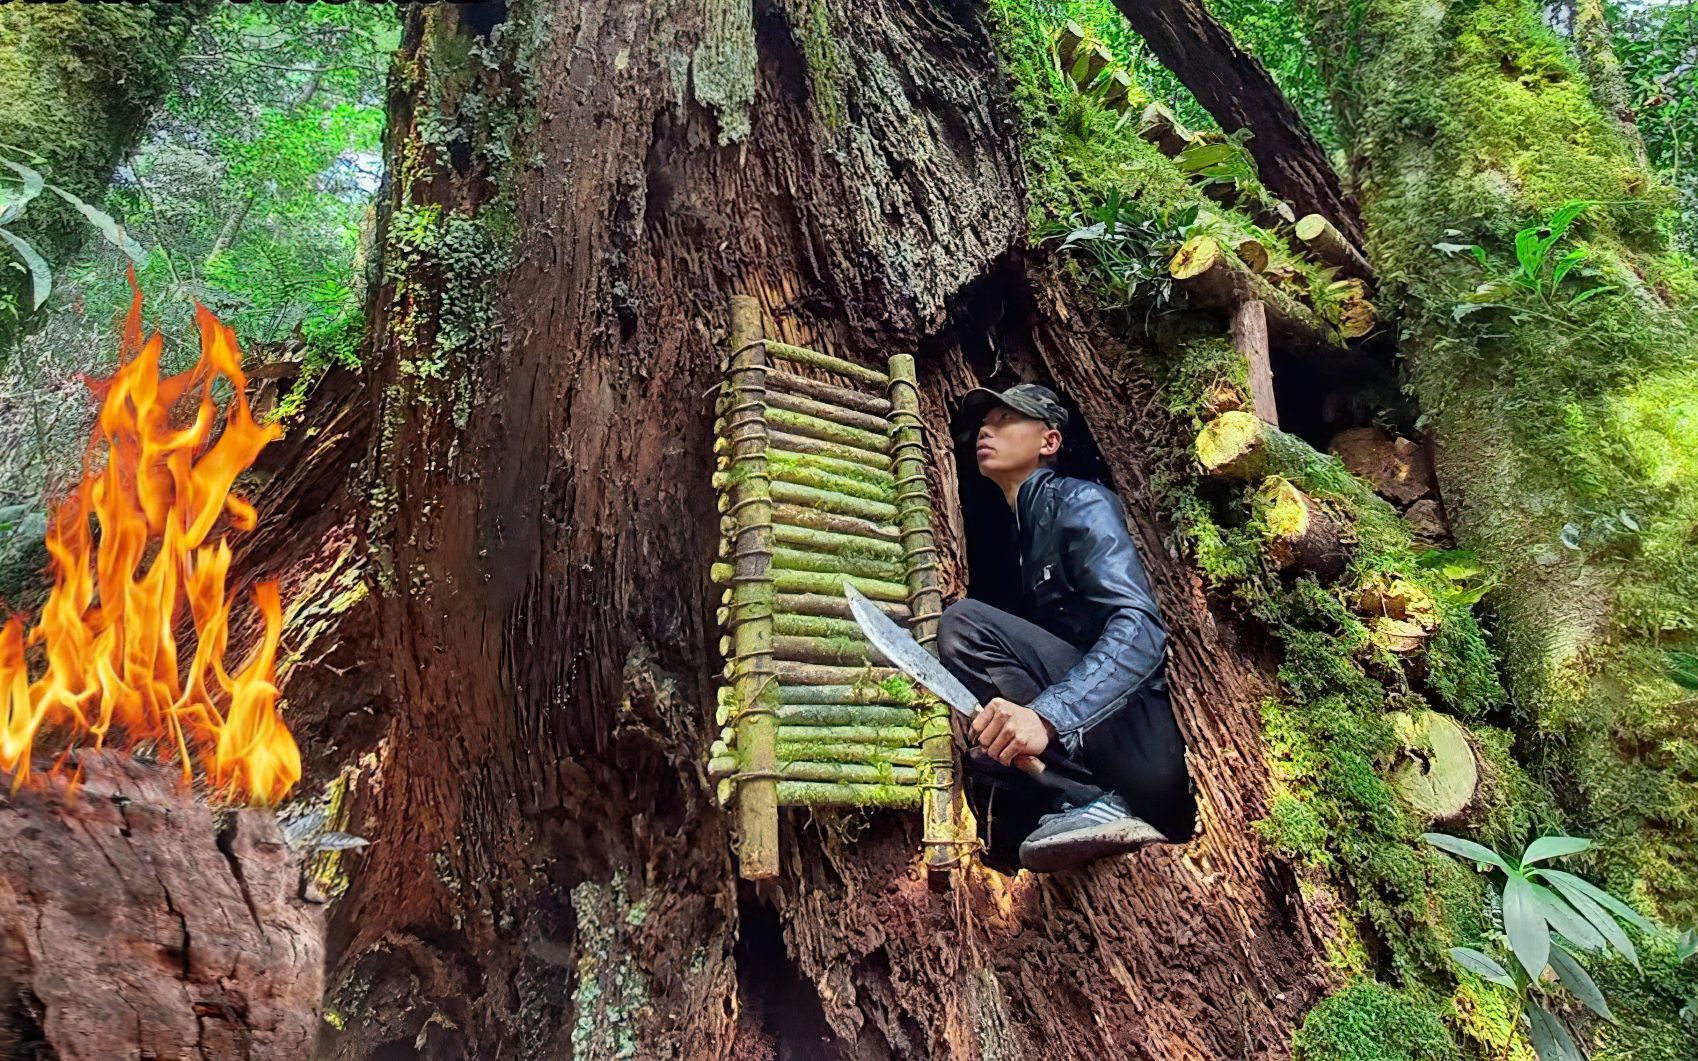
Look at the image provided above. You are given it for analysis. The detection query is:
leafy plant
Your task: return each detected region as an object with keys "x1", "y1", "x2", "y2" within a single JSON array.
[
  {"x1": 1042, "y1": 188, "x2": 1204, "y2": 306},
  {"x1": 1413, "y1": 548, "x2": 1497, "y2": 607},
  {"x1": 0, "y1": 154, "x2": 149, "y2": 315},
  {"x1": 1425, "y1": 831, "x2": 1659, "y2": 1060},
  {"x1": 1666, "y1": 650, "x2": 1698, "y2": 692},
  {"x1": 1437, "y1": 200, "x2": 1616, "y2": 325}
]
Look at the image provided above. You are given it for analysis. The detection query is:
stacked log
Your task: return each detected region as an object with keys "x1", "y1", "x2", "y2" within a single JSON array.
[
  {"x1": 1385, "y1": 710, "x2": 1483, "y2": 826},
  {"x1": 710, "y1": 302, "x2": 967, "y2": 878}
]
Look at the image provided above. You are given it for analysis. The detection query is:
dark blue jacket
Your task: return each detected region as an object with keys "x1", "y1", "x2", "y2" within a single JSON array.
[{"x1": 1013, "y1": 468, "x2": 1168, "y2": 748}]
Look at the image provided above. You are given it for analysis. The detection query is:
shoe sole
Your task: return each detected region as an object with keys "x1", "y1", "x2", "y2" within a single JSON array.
[{"x1": 1018, "y1": 820, "x2": 1168, "y2": 873}]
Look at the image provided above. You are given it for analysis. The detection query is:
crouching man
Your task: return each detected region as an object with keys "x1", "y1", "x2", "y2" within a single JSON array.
[{"x1": 939, "y1": 383, "x2": 1196, "y2": 873}]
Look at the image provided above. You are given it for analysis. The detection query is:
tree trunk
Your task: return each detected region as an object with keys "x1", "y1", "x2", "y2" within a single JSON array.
[
  {"x1": 0, "y1": 755, "x2": 323, "y2": 1060},
  {"x1": 1298, "y1": 0, "x2": 1698, "y2": 917},
  {"x1": 0, "y1": 2, "x2": 208, "y2": 341},
  {"x1": 302, "y1": 2, "x2": 1336, "y2": 1057},
  {"x1": 1109, "y1": 0, "x2": 1363, "y2": 242}
]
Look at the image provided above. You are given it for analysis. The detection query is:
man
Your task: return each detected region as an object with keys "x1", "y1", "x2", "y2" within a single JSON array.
[{"x1": 938, "y1": 382, "x2": 1196, "y2": 873}]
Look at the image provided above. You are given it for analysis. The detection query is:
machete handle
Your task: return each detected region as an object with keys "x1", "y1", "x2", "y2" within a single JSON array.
[{"x1": 1015, "y1": 755, "x2": 1046, "y2": 776}]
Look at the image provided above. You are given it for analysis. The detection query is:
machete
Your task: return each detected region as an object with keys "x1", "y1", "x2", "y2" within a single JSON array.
[{"x1": 842, "y1": 583, "x2": 1045, "y2": 777}]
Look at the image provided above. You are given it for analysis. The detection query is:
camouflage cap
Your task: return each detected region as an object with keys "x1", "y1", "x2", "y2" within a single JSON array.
[{"x1": 959, "y1": 382, "x2": 1070, "y2": 433}]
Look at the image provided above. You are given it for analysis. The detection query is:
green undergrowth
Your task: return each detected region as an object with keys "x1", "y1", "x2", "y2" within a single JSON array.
[{"x1": 1295, "y1": 0, "x2": 1698, "y2": 931}]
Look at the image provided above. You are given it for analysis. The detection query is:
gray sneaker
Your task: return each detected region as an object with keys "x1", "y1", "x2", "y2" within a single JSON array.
[{"x1": 1017, "y1": 793, "x2": 1168, "y2": 873}]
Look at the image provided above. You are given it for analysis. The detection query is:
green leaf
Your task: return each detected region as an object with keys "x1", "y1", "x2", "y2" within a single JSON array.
[
  {"x1": 1533, "y1": 883, "x2": 1607, "y2": 953},
  {"x1": 1536, "y1": 869, "x2": 1657, "y2": 934},
  {"x1": 1548, "y1": 945, "x2": 1614, "y2": 1022},
  {"x1": 1564, "y1": 285, "x2": 1614, "y2": 310},
  {"x1": 1551, "y1": 247, "x2": 1590, "y2": 288},
  {"x1": 1449, "y1": 946, "x2": 1517, "y2": 988},
  {"x1": 1667, "y1": 650, "x2": 1698, "y2": 691},
  {"x1": 1535, "y1": 877, "x2": 1640, "y2": 968},
  {"x1": 1526, "y1": 1003, "x2": 1587, "y2": 1061},
  {"x1": 0, "y1": 227, "x2": 51, "y2": 310},
  {"x1": 1504, "y1": 871, "x2": 1552, "y2": 980},
  {"x1": 43, "y1": 185, "x2": 148, "y2": 265},
  {"x1": 0, "y1": 157, "x2": 45, "y2": 206},
  {"x1": 1546, "y1": 199, "x2": 1594, "y2": 241},
  {"x1": 1423, "y1": 832, "x2": 1511, "y2": 871},
  {"x1": 1523, "y1": 835, "x2": 1592, "y2": 864}
]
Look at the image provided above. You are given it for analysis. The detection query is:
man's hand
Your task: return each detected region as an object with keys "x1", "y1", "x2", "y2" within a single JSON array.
[{"x1": 970, "y1": 698, "x2": 1055, "y2": 766}]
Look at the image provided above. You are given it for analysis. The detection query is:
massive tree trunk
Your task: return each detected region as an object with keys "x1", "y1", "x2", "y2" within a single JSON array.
[
  {"x1": 0, "y1": 2, "x2": 207, "y2": 340},
  {"x1": 1298, "y1": 0, "x2": 1698, "y2": 917},
  {"x1": 305, "y1": 1, "x2": 1337, "y2": 1056},
  {"x1": 1110, "y1": 0, "x2": 1362, "y2": 240}
]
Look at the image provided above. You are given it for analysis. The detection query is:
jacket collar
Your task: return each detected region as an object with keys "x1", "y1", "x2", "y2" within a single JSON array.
[{"x1": 1014, "y1": 466, "x2": 1057, "y2": 533}]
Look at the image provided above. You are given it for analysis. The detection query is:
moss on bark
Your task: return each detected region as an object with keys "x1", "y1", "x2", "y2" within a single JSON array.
[{"x1": 1297, "y1": 0, "x2": 1698, "y2": 923}]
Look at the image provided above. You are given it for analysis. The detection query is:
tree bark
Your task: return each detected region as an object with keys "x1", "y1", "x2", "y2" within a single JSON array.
[
  {"x1": 287, "y1": 2, "x2": 1341, "y2": 1057},
  {"x1": 1109, "y1": 0, "x2": 1363, "y2": 242},
  {"x1": 0, "y1": 754, "x2": 323, "y2": 1060}
]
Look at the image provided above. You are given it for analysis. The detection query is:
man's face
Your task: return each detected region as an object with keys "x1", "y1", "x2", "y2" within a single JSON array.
[{"x1": 975, "y1": 406, "x2": 1059, "y2": 476}]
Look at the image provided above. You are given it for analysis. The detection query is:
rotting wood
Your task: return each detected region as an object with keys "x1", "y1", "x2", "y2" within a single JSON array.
[{"x1": 1351, "y1": 573, "x2": 1438, "y2": 655}]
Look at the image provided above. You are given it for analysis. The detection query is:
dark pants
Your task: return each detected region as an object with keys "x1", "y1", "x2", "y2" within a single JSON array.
[{"x1": 936, "y1": 599, "x2": 1196, "y2": 871}]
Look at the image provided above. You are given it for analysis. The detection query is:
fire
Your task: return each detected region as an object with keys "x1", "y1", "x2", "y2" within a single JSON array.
[{"x1": 0, "y1": 272, "x2": 300, "y2": 805}]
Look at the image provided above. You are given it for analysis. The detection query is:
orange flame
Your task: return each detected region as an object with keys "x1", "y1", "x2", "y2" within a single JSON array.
[{"x1": 0, "y1": 272, "x2": 300, "y2": 805}]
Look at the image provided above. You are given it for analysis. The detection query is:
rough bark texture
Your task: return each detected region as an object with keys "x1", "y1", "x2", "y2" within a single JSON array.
[
  {"x1": 248, "y1": 2, "x2": 1348, "y2": 1058},
  {"x1": 1109, "y1": 0, "x2": 1363, "y2": 241},
  {"x1": 0, "y1": 755, "x2": 323, "y2": 1060}
]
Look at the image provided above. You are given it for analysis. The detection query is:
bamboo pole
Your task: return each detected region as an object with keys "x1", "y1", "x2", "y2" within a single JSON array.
[
  {"x1": 766, "y1": 429, "x2": 893, "y2": 471},
  {"x1": 765, "y1": 389, "x2": 893, "y2": 436},
  {"x1": 722, "y1": 295, "x2": 779, "y2": 879},
  {"x1": 776, "y1": 590, "x2": 909, "y2": 622},
  {"x1": 771, "y1": 634, "x2": 883, "y2": 667},
  {"x1": 768, "y1": 369, "x2": 892, "y2": 417},
  {"x1": 766, "y1": 461, "x2": 895, "y2": 506},
  {"x1": 776, "y1": 744, "x2": 925, "y2": 767},
  {"x1": 772, "y1": 612, "x2": 866, "y2": 640},
  {"x1": 774, "y1": 660, "x2": 902, "y2": 686},
  {"x1": 775, "y1": 781, "x2": 921, "y2": 809},
  {"x1": 771, "y1": 523, "x2": 904, "y2": 562},
  {"x1": 768, "y1": 449, "x2": 897, "y2": 492},
  {"x1": 714, "y1": 562, "x2": 909, "y2": 602},
  {"x1": 889, "y1": 354, "x2": 963, "y2": 880},
  {"x1": 765, "y1": 407, "x2": 889, "y2": 454},
  {"x1": 769, "y1": 503, "x2": 900, "y2": 542},
  {"x1": 709, "y1": 758, "x2": 921, "y2": 786},
  {"x1": 769, "y1": 481, "x2": 898, "y2": 523},
  {"x1": 772, "y1": 546, "x2": 906, "y2": 583},
  {"x1": 779, "y1": 693, "x2": 915, "y2": 715},
  {"x1": 763, "y1": 340, "x2": 890, "y2": 386},
  {"x1": 774, "y1": 724, "x2": 921, "y2": 745}
]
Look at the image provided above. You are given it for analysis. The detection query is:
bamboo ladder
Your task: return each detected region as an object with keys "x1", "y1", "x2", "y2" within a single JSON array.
[{"x1": 709, "y1": 295, "x2": 970, "y2": 880}]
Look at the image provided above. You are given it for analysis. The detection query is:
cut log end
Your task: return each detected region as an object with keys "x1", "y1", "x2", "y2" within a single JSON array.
[
  {"x1": 1352, "y1": 574, "x2": 1439, "y2": 655},
  {"x1": 1196, "y1": 410, "x2": 1267, "y2": 480},
  {"x1": 1255, "y1": 476, "x2": 1349, "y2": 581},
  {"x1": 1385, "y1": 710, "x2": 1481, "y2": 825}
]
